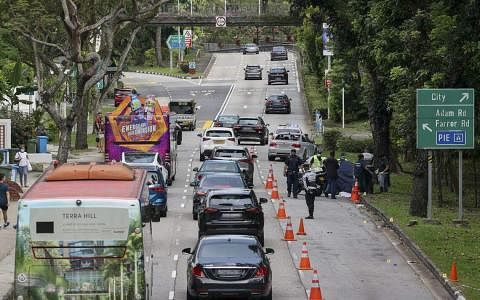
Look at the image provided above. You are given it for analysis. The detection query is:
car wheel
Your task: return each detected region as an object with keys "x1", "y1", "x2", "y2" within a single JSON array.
[
  {"x1": 268, "y1": 155, "x2": 275, "y2": 161},
  {"x1": 200, "y1": 153, "x2": 205, "y2": 161},
  {"x1": 263, "y1": 289, "x2": 272, "y2": 300},
  {"x1": 237, "y1": 140, "x2": 241, "y2": 145},
  {"x1": 260, "y1": 138, "x2": 266, "y2": 146},
  {"x1": 171, "y1": 174, "x2": 175, "y2": 181},
  {"x1": 285, "y1": 80, "x2": 289, "y2": 85},
  {"x1": 287, "y1": 108, "x2": 291, "y2": 114},
  {"x1": 256, "y1": 51, "x2": 259, "y2": 54},
  {"x1": 193, "y1": 212, "x2": 198, "y2": 220},
  {"x1": 245, "y1": 77, "x2": 248, "y2": 80},
  {"x1": 160, "y1": 208, "x2": 167, "y2": 217},
  {"x1": 268, "y1": 81, "x2": 271, "y2": 85},
  {"x1": 187, "y1": 291, "x2": 198, "y2": 300},
  {"x1": 259, "y1": 77, "x2": 262, "y2": 80},
  {"x1": 243, "y1": 52, "x2": 246, "y2": 55}
]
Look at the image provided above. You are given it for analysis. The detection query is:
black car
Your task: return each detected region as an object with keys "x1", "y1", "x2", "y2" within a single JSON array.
[
  {"x1": 265, "y1": 94, "x2": 291, "y2": 114},
  {"x1": 213, "y1": 114, "x2": 240, "y2": 128},
  {"x1": 192, "y1": 159, "x2": 243, "y2": 184},
  {"x1": 233, "y1": 117, "x2": 269, "y2": 145},
  {"x1": 211, "y1": 146, "x2": 256, "y2": 187},
  {"x1": 270, "y1": 46, "x2": 288, "y2": 61},
  {"x1": 198, "y1": 189, "x2": 267, "y2": 245},
  {"x1": 244, "y1": 65, "x2": 263, "y2": 80},
  {"x1": 190, "y1": 173, "x2": 248, "y2": 220},
  {"x1": 267, "y1": 67, "x2": 289, "y2": 85},
  {"x1": 183, "y1": 235, "x2": 274, "y2": 300}
]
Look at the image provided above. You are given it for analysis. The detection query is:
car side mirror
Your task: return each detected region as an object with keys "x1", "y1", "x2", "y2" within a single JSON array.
[
  {"x1": 182, "y1": 248, "x2": 192, "y2": 255},
  {"x1": 197, "y1": 133, "x2": 202, "y2": 137},
  {"x1": 265, "y1": 248, "x2": 275, "y2": 255},
  {"x1": 190, "y1": 181, "x2": 198, "y2": 187},
  {"x1": 259, "y1": 197, "x2": 268, "y2": 204},
  {"x1": 193, "y1": 167, "x2": 199, "y2": 172},
  {"x1": 287, "y1": 70, "x2": 290, "y2": 72}
]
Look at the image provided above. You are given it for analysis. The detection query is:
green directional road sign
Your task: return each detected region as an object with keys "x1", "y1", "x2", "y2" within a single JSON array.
[
  {"x1": 166, "y1": 35, "x2": 185, "y2": 49},
  {"x1": 416, "y1": 88, "x2": 475, "y2": 149}
]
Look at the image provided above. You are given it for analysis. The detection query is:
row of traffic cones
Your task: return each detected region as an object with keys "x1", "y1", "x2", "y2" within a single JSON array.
[{"x1": 266, "y1": 164, "x2": 323, "y2": 299}]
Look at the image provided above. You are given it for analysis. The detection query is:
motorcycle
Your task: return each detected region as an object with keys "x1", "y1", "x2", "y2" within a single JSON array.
[{"x1": 296, "y1": 167, "x2": 326, "y2": 196}]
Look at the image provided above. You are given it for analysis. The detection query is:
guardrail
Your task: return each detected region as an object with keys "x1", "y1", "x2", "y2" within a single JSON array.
[{"x1": 159, "y1": 2, "x2": 291, "y2": 17}]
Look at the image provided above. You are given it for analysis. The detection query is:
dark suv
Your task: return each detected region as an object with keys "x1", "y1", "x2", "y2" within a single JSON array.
[
  {"x1": 265, "y1": 94, "x2": 291, "y2": 114},
  {"x1": 267, "y1": 67, "x2": 289, "y2": 85},
  {"x1": 198, "y1": 189, "x2": 267, "y2": 245},
  {"x1": 270, "y1": 46, "x2": 288, "y2": 60},
  {"x1": 234, "y1": 117, "x2": 269, "y2": 145},
  {"x1": 211, "y1": 146, "x2": 256, "y2": 187}
]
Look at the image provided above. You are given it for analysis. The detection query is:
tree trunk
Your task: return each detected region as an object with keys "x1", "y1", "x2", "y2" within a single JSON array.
[
  {"x1": 91, "y1": 89, "x2": 101, "y2": 134},
  {"x1": 57, "y1": 124, "x2": 73, "y2": 163},
  {"x1": 74, "y1": 89, "x2": 89, "y2": 150},
  {"x1": 474, "y1": 152, "x2": 478, "y2": 208},
  {"x1": 410, "y1": 150, "x2": 428, "y2": 217},
  {"x1": 155, "y1": 26, "x2": 163, "y2": 66}
]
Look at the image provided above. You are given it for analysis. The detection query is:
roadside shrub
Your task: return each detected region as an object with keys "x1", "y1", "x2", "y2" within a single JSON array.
[
  {"x1": 338, "y1": 137, "x2": 374, "y2": 153},
  {"x1": 322, "y1": 129, "x2": 342, "y2": 152},
  {"x1": 179, "y1": 61, "x2": 189, "y2": 73},
  {"x1": 144, "y1": 48, "x2": 156, "y2": 67}
]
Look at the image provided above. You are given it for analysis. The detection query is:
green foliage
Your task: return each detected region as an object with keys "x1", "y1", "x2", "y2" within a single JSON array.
[
  {"x1": 0, "y1": 108, "x2": 35, "y2": 146},
  {"x1": 338, "y1": 137, "x2": 374, "y2": 154},
  {"x1": 143, "y1": 48, "x2": 157, "y2": 67},
  {"x1": 322, "y1": 129, "x2": 342, "y2": 152}
]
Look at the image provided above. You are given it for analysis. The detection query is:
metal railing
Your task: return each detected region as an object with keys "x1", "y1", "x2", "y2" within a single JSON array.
[{"x1": 159, "y1": 2, "x2": 291, "y2": 17}]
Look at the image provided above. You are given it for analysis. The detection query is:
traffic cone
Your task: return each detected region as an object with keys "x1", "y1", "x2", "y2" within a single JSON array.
[
  {"x1": 269, "y1": 164, "x2": 275, "y2": 182},
  {"x1": 265, "y1": 171, "x2": 273, "y2": 189},
  {"x1": 351, "y1": 179, "x2": 360, "y2": 203},
  {"x1": 276, "y1": 200, "x2": 288, "y2": 219},
  {"x1": 309, "y1": 269, "x2": 324, "y2": 300},
  {"x1": 282, "y1": 216, "x2": 296, "y2": 241},
  {"x1": 298, "y1": 242, "x2": 313, "y2": 270},
  {"x1": 271, "y1": 180, "x2": 280, "y2": 200},
  {"x1": 297, "y1": 218, "x2": 307, "y2": 235},
  {"x1": 449, "y1": 261, "x2": 458, "y2": 282}
]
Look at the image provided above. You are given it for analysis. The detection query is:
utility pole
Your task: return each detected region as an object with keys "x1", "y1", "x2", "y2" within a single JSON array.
[{"x1": 342, "y1": 87, "x2": 345, "y2": 128}]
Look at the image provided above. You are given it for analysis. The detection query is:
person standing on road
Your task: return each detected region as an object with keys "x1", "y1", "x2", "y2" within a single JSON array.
[
  {"x1": 0, "y1": 174, "x2": 10, "y2": 228},
  {"x1": 323, "y1": 151, "x2": 339, "y2": 199},
  {"x1": 302, "y1": 164, "x2": 317, "y2": 219},
  {"x1": 354, "y1": 154, "x2": 366, "y2": 193},
  {"x1": 284, "y1": 149, "x2": 303, "y2": 198},
  {"x1": 14, "y1": 145, "x2": 30, "y2": 187}
]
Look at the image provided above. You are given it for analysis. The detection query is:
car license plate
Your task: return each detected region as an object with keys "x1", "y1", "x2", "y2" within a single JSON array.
[
  {"x1": 222, "y1": 213, "x2": 242, "y2": 218},
  {"x1": 214, "y1": 140, "x2": 225, "y2": 144},
  {"x1": 217, "y1": 269, "x2": 242, "y2": 276},
  {"x1": 243, "y1": 127, "x2": 255, "y2": 132}
]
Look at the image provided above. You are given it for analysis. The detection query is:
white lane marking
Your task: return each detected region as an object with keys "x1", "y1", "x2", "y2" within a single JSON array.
[
  {"x1": 189, "y1": 158, "x2": 193, "y2": 162},
  {"x1": 176, "y1": 226, "x2": 181, "y2": 232},
  {"x1": 184, "y1": 184, "x2": 188, "y2": 188},
  {"x1": 184, "y1": 189, "x2": 188, "y2": 193},
  {"x1": 174, "y1": 254, "x2": 179, "y2": 261},
  {"x1": 169, "y1": 291, "x2": 174, "y2": 300},
  {"x1": 175, "y1": 239, "x2": 179, "y2": 245},
  {"x1": 182, "y1": 195, "x2": 186, "y2": 200},
  {"x1": 215, "y1": 84, "x2": 236, "y2": 119},
  {"x1": 171, "y1": 270, "x2": 177, "y2": 278},
  {"x1": 181, "y1": 203, "x2": 185, "y2": 208}
]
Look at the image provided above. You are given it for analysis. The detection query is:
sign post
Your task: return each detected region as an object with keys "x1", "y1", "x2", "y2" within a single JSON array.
[
  {"x1": 183, "y1": 30, "x2": 192, "y2": 48},
  {"x1": 416, "y1": 88, "x2": 475, "y2": 224},
  {"x1": 166, "y1": 35, "x2": 186, "y2": 69},
  {"x1": 216, "y1": 16, "x2": 227, "y2": 27}
]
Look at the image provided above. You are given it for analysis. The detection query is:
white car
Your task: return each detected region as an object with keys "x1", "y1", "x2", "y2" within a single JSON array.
[
  {"x1": 121, "y1": 152, "x2": 170, "y2": 185},
  {"x1": 268, "y1": 125, "x2": 317, "y2": 161},
  {"x1": 198, "y1": 127, "x2": 236, "y2": 161}
]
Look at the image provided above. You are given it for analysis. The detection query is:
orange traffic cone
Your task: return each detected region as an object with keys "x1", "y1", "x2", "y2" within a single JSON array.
[
  {"x1": 309, "y1": 269, "x2": 324, "y2": 300},
  {"x1": 449, "y1": 261, "x2": 458, "y2": 282},
  {"x1": 271, "y1": 180, "x2": 280, "y2": 200},
  {"x1": 351, "y1": 179, "x2": 360, "y2": 203},
  {"x1": 265, "y1": 171, "x2": 273, "y2": 189},
  {"x1": 282, "y1": 216, "x2": 296, "y2": 241},
  {"x1": 276, "y1": 200, "x2": 288, "y2": 219},
  {"x1": 298, "y1": 242, "x2": 313, "y2": 270},
  {"x1": 269, "y1": 164, "x2": 275, "y2": 182},
  {"x1": 297, "y1": 218, "x2": 307, "y2": 235}
]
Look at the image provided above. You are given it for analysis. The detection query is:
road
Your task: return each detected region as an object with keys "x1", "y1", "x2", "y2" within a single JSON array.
[{"x1": 124, "y1": 52, "x2": 450, "y2": 299}]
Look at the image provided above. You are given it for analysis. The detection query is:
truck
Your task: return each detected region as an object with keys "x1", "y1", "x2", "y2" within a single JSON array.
[
  {"x1": 105, "y1": 94, "x2": 178, "y2": 184},
  {"x1": 168, "y1": 98, "x2": 197, "y2": 131}
]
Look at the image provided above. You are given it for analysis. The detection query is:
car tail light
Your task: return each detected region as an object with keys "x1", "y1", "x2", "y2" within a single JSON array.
[
  {"x1": 204, "y1": 207, "x2": 219, "y2": 214},
  {"x1": 266, "y1": 100, "x2": 273, "y2": 105},
  {"x1": 246, "y1": 207, "x2": 259, "y2": 214},
  {"x1": 269, "y1": 142, "x2": 277, "y2": 147},
  {"x1": 192, "y1": 265, "x2": 204, "y2": 277},
  {"x1": 281, "y1": 100, "x2": 289, "y2": 105},
  {"x1": 227, "y1": 137, "x2": 235, "y2": 141},
  {"x1": 234, "y1": 125, "x2": 241, "y2": 130},
  {"x1": 196, "y1": 191, "x2": 207, "y2": 196},
  {"x1": 203, "y1": 137, "x2": 210, "y2": 141},
  {"x1": 255, "y1": 265, "x2": 268, "y2": 277},
  {"x1": 197, "y1": 174, "x2": 203, "y2": 181},
  {"x1": 164, "y1": 153, "x2": 171, "y2": 163},
  {"x1": 214, "y1": 121, "x2": 221, "y2": 126},
  {"x1": 292, "y1": 143, "x2": 301, "y2": 148},
  {"x1": 149, "y1": 185, "x2": 165, "y2": 193}
]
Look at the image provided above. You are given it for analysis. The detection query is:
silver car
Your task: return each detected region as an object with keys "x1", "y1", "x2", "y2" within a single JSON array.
[
  {"x1": 243, "y1": 43, "x2": 259, "y2": 54},
  {"x1": 267, "y1": 125, "x2": 317, "y2": 161}
]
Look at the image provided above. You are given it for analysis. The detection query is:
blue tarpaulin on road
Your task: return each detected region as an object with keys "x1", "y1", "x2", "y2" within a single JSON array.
[{"x1": 337, "y1": 159, "x2": 355, "y2": 193}]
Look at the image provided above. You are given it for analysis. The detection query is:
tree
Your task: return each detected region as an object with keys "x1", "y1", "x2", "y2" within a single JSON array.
[{"x1": 4, "y1": 0, "x2": 168, "y2": 162}]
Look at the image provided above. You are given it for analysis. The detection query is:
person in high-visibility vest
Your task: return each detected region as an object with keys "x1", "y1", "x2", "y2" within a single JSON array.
[{"x1": 306, "y1": 151, "x2": 326, "y2": 172}]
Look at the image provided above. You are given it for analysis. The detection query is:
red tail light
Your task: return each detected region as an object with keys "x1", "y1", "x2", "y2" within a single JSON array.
[
  {"x1": 196, "y1": 191, "x2": 207, "y2": 196},
  {"x1": 281, "y1": 100, "x2": 289, "y2": 105},
  {"x1": 266, "y1": 100, "x2": 273, "y2": 105},
  {"x1": 246, "y1": 207, "x2": 259, "y2": 214},
  {"x1": 214, "y1": 122, "x2": 221, "y2": 126},
  {"x1": 204, "y1": 207, "x2": 219, "y2": 214},
  {"x1": 292, "y1": 143, "x2": 301, "y2": 148},
  {"x1": 234, "y1": 125, "x2": 241, "y2": 130},
  {"x1": 269, "y1": 142, "x2": 277, "y2": 147},
  {"x1": 164, "y1": 153, "x2": 171, "y2": 163},
  {"x1": 255, "y1": 265, "x2": 268, "y2": 277},
  {"x1": 228, "y1": 137, "x2": 235, "y2": 141},
  {"x1": 149, "y1": 185, "x2": 165, "y2": 193},
  {"x1": 197, "y1": 175, "x2": 203, "y2": 181},
  {"x1": 203, "y1": 137, "x2": 210, "y2": 141},
  {"x1": 192, "y1": 265, "x2": 204, "y2": 277}
]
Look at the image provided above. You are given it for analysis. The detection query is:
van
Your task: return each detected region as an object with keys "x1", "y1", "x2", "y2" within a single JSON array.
[{"x1": 14, "y1": 163, "x2": 155, "y2": 299}]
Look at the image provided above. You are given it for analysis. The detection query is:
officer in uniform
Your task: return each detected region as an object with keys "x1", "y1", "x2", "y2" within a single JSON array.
[
  {"x1": 284, "y1": 149, "x2": 303, "y2": 198},
  {"x1": 302, "y1": 164, "x2": 317, "y2": 219},
  {"x1": 307, "y1": 149, "x2": 325, "y2": 172}
]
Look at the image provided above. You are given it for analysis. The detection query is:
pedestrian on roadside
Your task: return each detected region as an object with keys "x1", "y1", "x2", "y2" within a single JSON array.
[
  {"x1": 14, "y1": 145, "x2": 30, "y2": 187},
  {"x1": 323, "y1": 151, "x2": 339, "y2": 199},
  {"x1": 354, "y1": 154, "x2": 366, "y2": 193},
  {"x1": 0, "y1": 174, "x2": 10, "y2": 228},
  {"x1": 283, "y1": 149, "x2": 303, "y2": 198},
  {"x1": 95, "y1": 112, "x2": 105, "y2": 153},
  {"x1": 376, "y1": 155, "x2": 390, "y2": 192},
  {"x1": 301, "y1": 164, "x2": 317, "y2": 219}
]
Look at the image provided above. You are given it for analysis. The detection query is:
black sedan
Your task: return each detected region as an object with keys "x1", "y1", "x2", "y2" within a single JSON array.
[
  {"x1": 233, "y1": 117, "x2": 269, "y2": 145},
  {"x1": 267, "y1": 67, "x2": 289, "y2": 85},
  {"x1": 198, "y1": 189, "x2": 267, "y2": 245},
  {"x1": 270, "y1": 46, "x2": 288, "y2": 61},
  {"x1": 214, "y1": 114, "x2": 240, "y2": 128},
  {"x1": 190, "y1": 173, "x2": 248, "y2": 220},
  {"x1": 244, "y1": 65, "x2": 263, "y2": 80},
  {"x1": 265, "y1": 94, "x2": 291, "y2": 114},
  {"x1": 183, "y1": 235, "x2": 274, "y2": 300}
]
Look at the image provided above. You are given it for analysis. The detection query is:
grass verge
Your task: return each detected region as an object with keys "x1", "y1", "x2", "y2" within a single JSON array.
[
  {"x1": 133, "y1": 65, "x2": 203, "y2": 78},
  {"x1": 367, "y1": 173, "x2": 480, "y2": 299}
]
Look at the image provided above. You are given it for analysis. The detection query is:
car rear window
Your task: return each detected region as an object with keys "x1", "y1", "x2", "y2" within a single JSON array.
[
  {"x1": 270, "y1": 68, "x2": 285, "y2": 73},
  {"x1": 273, "y1": 46, "x2": 285, "y2": 51},
  {"x1": 214, "y1": 149, "x2": 248, "y2": 159},
  {"x1": 198, "y1": 241, "x2": 260, "y2": 260},
  {"x1": 275, "y1": 128, "x2": 301, "y2": 135},
  {"x1": 124, "y1": 153, "x2": 156, "y2": 163},
  {"x1": 275, "y1": 134, "x2": 300, "y2": 141},
  {"x1": 209, "y1": 195, "x2": 253, "y2": 206},
  {"x1": 246, "y1": 65, "x2": 260, "y2": 69},
  {"x1": 238, "y1": 119, "x2": 259, "y2": 125},
  {"x1": 201, "y1": 176, "x2": 244, "y2": 189},
  {"x1": 218, "y1": 115, "x2": 239, "y2": 123},
  {"x1": 246, "y1": 44, "x2": 257, "y2": 47},
  {"x1": 206, "y1": 130, "x2": 233, "y2": 137},
  {"x1": 200, "y1": 161, "x2": 239, "y2": 172}
]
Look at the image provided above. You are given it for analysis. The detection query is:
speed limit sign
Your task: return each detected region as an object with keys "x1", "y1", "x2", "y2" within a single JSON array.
[{"x1": 216, "y1": 16, "x2": 226, "y2": 27}]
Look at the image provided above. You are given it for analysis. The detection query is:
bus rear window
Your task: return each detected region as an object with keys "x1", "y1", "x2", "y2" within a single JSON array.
[{"x1": 32, "y1": 245, "x2": 126, "y2": 259}]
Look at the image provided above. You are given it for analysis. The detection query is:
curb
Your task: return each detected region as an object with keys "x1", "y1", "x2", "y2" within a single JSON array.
[
  {"x1": 134, "y1": 70, "x2": 202, "y2": 79},
  {"x1": 361, "y1": 198, "x2": 466, "y2": 300}
]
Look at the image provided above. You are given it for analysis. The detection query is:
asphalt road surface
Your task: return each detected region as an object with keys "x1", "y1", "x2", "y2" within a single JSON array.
[{"x1": 123, "y1": 52, "x2": 450, "y2": 300}]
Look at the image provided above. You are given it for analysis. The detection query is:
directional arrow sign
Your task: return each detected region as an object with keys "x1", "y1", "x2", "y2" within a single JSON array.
[
  {"x1": 166, "y1": 35, "x2": 185, "y2": 49},
  {"x1": 416, "y1": 88, "x2": 475, "y2": 149}
]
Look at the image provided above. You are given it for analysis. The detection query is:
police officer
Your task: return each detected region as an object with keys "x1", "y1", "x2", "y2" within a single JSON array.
[
  {"x1": 284, "y1": 149, "x2": 303, "y2": 198},
  {"x1": 307, "y1": 149, "x2": 324, "y2": 172},
  {"x1": 302, "y1": 164, "x2": 317, "y2": 219}
]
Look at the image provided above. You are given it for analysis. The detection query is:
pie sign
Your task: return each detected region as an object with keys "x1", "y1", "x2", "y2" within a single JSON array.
[{"x1": 216, "y1": 16, "x2": 226, "y2": 27}]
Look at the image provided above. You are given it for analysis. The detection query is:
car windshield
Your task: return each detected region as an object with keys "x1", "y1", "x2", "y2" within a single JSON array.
[
  {"x1": 274, "y1": 134, "x2": 300, "y2": 141},
  {"x1": 170, "y1": 102, "x2": 194, "y2": 114},
  {"x1": 246, "y1": 65, "x2": 260, "y2": 69},
  {"x1": 268, "y1": 95, "x2": 287, "y2": 101},
  {"x1": 124, "y1": 153, "x2": 156, "y2": 163},
  {"x1": 217, "y1": 115, "x2": 239, "y2": 123},
  {"x1": 198, "y1": 240, "x2": 261, "y2": 261},
  {"x1": 238, "y1": 119, "x2": 259, "y2": 125},
  {"x1": 214, "y1": 149, "x2": 248, "y2": 159},
  {"x1": 200, "y1": 176, "x2": 244, "y2": 189},
  {"x1": 270, "y1": 68, "x2": 285, "y2": 74},
  {"x1": 275, "y1": 128, "x2": 301, "y2": 135},
  {"x1": 246, "y1": 44, "x2": 257, "y2": 47},
  {"x1": 146, "y1": 170, "x2": 165, "y2": 186},
  {"x1": 209, "y1": 195, "x2": 253, "y2": 206},
  {"x1": 200, "y1": 161, "x2": 239, "y2": 172},
  {"x1": 206, "y1": 130, "x2": 233, "y2": 137},
  {"x1": 273, "y1": 47, "x2": 285, "y2": 52}
]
